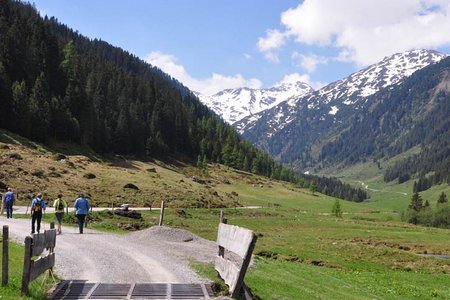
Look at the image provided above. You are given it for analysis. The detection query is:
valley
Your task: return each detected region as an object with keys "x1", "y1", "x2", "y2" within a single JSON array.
[
  {"x1": 1, "y1": 1, "x2": 450, "y2": 299},
  {"x1": 1, "y1": 129, "x2": 450, "y2": 299}
]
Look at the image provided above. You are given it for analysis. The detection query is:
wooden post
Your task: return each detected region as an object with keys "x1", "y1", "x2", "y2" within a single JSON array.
[
  {"x1": 219, "y1": 210, "x2": 224, "y2": 223},
  {"x1": 21, "y1": 236, "x2": 32, "y2": 295},
  {"x1": 2, "y1": 226, "x2": 8, "y2": 286},
  {"x1": 158, "y1": 201, "x2": 165, "y2": 226},
  {"x1": 218, "y1": 211, "x2": 225, "y2": 257},
  {"x1": 50, "y1": 222, "x2": 55, "y2": 229}
]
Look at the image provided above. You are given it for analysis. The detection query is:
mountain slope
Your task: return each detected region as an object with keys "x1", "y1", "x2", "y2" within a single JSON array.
[
  {"x1": 197, "y1": 81, "x2": 313, "y2": 124},
  {"x1": 0, "y1": 0, "x2": 367, "y2": 202},
  {"x1": 236, "y1": 50, "x2": 448, "y2": 172}
]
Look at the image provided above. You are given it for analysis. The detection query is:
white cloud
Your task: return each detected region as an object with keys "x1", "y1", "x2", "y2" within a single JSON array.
[
  {"x1": 292, "y1": 52, "x2": 328, "y2": 72},
  {"x1": 275, "y1": 73, "x2": 327, "y2": 90},
  {"x1": 144, "y1": 51, "x2": 262, "y2": 96},
  {"x1": 243, "y1": 53, "x2": 252, "y2": 60},
  {"x1": 259, "y1": 0, "x2": 450, "y2": 66},
  {"x1": 257, "y1": 29, "x2": 288, "y2": 52},
  {"x1": 257, "y1": 29, "x2": 290, "y2": 63}
]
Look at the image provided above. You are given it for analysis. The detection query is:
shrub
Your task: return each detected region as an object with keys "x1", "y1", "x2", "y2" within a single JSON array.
[
  {"x1": 9, "y1": 153, "x2": 22, "y2": 160},
  {"x1": 31, "y1": 170, "x2": 45, "y2": 177},
  {"x1": 83, "y1": 173, "x2": 96, "y2": 179}
]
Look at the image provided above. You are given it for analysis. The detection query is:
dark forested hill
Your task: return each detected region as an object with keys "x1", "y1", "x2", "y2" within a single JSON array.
[
  {"x1": 319, "y1": 57, "x2": 450, "y2": 187},
  {"x1": 0, "y1": 0, "x2": 367, "y2": 201}
]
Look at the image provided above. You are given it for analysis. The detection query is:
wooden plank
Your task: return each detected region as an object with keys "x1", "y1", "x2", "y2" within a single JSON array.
[
  {"x1": 230, "y1": 235, "x2": 257, "y2": 298},
  {"x1": 44, "y1": 229, "x2": 56, "y2": 249},
  {"x1": 215, "y1": 255, "x2": 240, "y2": 292},
  {"x1": 30, "y1": 253, "x2": 55, "y2": 281},
  {"x1": 32, "y1": 230, "x2": 56, "y2": 256},
  {"x1": 217, "y1": 223, "x2": 255, "y2": 259},
  {"x1": 32, "y1": 233, "x2": 46, "y2": 256}
]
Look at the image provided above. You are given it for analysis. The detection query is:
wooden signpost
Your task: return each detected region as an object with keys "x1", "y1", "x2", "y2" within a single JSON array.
[
  {"x1": 215, "y1": 211, "x2": 257, "y2": 299},
  {"x1": 21, "y1": 226, "x2": 57, "y2": 295}
]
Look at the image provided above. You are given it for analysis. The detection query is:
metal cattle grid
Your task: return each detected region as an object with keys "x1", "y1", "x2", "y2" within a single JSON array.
[{"x1": 49, "y1": 281, "x2": 214, "y2": 299}]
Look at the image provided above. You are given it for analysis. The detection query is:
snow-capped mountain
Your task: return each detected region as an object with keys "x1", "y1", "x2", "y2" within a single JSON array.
[
  {"x1": 235, "y1": 49, "x2": 448, "y2": 171},
  {"x1": 236, "y1": 49, "x2": 447, "y2": 135},
  {"x1": 196, "y1": 81, "x2": 313, "y2": 124}
]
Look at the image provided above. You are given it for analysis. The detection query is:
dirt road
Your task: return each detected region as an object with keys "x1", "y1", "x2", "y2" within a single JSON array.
[{"x1": 0, "y1": 216, "x2": 217, "y2": 283}]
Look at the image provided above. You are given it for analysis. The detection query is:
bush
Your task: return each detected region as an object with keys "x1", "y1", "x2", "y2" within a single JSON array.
[
  {"x1": 83, "y1": 173, "x2": 96, "y2": 179},
  {"x1": 403, "y1": 204, "x2": 450, "y2": 228},
  {"x1": 31, "y1": 169, "x2": 45, "y2": 177},
  {"x1": 9, "y1": 153, "x2": 22, "y2": 160},
  {"x1": 52, "y1": 153, "x2": 67, "y2": 160}
]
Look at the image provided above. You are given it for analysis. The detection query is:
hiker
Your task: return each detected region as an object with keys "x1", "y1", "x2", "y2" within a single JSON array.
[
  {"x1": 3, "y1": 187, "x2": 15, "y2": 218},
  {"x1": 74, "y1": 193, "x2": 90, "y2": 234},
  {"x1": 31, "y1": 192, "x2": 46, "y2": 234},
  {"x1": 53, "y1": 193, "x2": 68, "y2": 234}
]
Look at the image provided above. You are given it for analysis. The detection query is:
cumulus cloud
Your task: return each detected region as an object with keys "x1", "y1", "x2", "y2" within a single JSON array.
[
  {"x1": 275, "y1": 73, "x2": 327, "y2": 90},
  {"x1": 257, "y1": 29, "x2": 289, "y2": 63},
  {"x1": 144, "y1": 51, "x2": 262, "y2": 95},
  {"x1": 257, "y1": 29, "x2": 288, "y2": 52},
  {"x1": 259, "y1": 0, "x2": 450, "y2": 66},
  {"x1": 292, "y1": 52, "x2": 328, "y2": 72}
]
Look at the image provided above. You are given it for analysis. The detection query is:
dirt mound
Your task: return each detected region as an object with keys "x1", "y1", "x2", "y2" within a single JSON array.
[
  {"x1": 130, "y1": 226, "x2": 199, "y2": 243},
  {"x1": 128, "y1": 226, "x2": 217, "y2": 264}
]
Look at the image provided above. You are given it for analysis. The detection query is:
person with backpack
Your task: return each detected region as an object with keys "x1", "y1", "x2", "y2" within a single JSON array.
[
  {"x1": 3, "y1": 187, "x2": 15, "y2": 218},
  {"x1": 31, "y1": 192, "x2": 46, "y2": 234},
  {"x1": 74, "y1": 193, "x2": 89, "y2": 234},
  {"x1": 53, "y1": 194, "x2": 68, "y2": 234}
]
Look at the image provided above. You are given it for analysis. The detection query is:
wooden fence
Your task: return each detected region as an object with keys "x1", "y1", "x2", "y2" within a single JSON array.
[
  {"x1": 215, "y1": 212, "x2": 257, "y2": 299},
  {"x1": 21, "y1": 224, "x2": 57, "y2": 295}
]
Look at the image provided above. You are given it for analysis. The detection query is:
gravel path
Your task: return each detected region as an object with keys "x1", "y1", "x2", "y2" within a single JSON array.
[{"x1": 0, "y1": 216, "x2": 217, "y2": 284}]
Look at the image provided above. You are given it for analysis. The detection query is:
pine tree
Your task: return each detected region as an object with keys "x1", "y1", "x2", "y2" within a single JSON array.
[
  {"x1": 310, "y1": 182, "x2": 318, "y2": 195},
  {"x1": 332, "y1": 199, "x2": 342, "y2": 217},
  {"x1": 437, "y1": 192, "x2": 448, "y2": 204},
  {"x1": 409, "y1": 192, "x2": 423, "y2": 212}
]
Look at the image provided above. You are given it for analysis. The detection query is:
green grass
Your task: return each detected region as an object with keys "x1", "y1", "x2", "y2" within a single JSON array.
[
  {"x1": 0, "y1": 236, "x2": 54, "y2": 299},
  {"x1": 155, "y1": 207, "x2": 450, "y2": 300}
]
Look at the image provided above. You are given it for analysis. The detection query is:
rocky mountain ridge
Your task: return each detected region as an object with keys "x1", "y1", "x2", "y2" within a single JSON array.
[{"x1": 196, "y1": 81, "x2": 313, "y2": 124}]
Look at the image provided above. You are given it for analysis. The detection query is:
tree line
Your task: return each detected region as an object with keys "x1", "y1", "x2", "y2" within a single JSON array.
[
  {"x1": 403, "y1": 191, "x2": 449, "y2": 228},
  {"x1": 0, "y1": 0, "x2": 366, "y2": 202}
]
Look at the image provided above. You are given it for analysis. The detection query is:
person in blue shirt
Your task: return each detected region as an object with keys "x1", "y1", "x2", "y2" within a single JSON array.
[
  {"x1": 31, "y1": 192, "x2": 46, "y2": 234},
  {"x1": 3, "y1": 187, "x2": 15, "y2": 219},
  {"x1": 74, "y1": 193, "x2": 90, "y2": 234}
]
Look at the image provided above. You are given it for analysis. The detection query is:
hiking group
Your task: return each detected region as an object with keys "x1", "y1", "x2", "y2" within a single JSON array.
[{"x1": 2, "y1": 188, "x2": 90, "y2": 235}]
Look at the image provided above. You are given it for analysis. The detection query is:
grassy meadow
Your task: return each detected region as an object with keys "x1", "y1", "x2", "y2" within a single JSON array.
[{"x1": 1, "y1": 131, "x2": 450, "y2": 299}]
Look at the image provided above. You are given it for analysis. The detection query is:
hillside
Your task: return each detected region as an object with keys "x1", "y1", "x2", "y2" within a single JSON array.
[
  {"x1": 236, "y1": 50, "x2": 450, "y2": 190},
  {"x1": 0, "y1": 128, "x2": 369, "y2": 215},
  {"x1": 0, "y1": 0, "x2": 366, "y2": 202}
]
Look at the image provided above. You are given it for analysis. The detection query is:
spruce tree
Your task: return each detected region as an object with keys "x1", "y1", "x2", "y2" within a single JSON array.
[
  {"x1": 409, "y1": 192, "x2": 423, "y2": 212},
  {"x1": 437, "y1": 192, "x2": 448, "y2": 204},
  {"x1": 332, "y1": 199, "x2": 342, "y2": 217}
]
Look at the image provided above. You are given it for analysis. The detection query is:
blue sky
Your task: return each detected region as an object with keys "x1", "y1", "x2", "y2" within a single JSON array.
[{"x1": 32, "y1": 0, "x2": 450, "y2": 95}]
